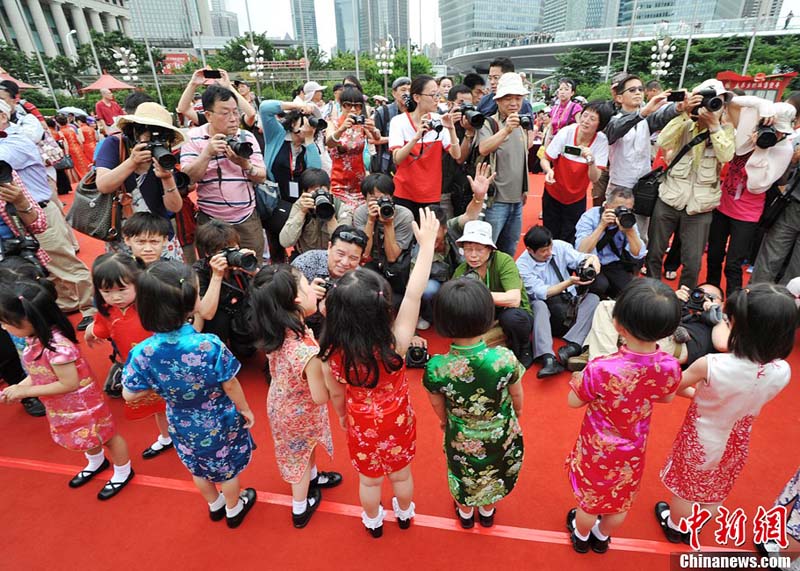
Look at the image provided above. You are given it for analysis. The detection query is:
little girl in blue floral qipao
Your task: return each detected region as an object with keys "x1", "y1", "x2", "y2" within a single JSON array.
[
  {"x1": 122, "y1": 261, "x2": 258, "y2": 529},
  {"x1": 423, "y1": 278, "x2": 525, "y2": 529}
]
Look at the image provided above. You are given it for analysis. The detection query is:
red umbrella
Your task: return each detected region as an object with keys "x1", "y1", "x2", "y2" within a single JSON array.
[
  {"x1": 0, "y1": 67, "x2": 36, "y2": 89},
  {"x1": 81, "y1": 73, "x2": 135, "y2": 92}
]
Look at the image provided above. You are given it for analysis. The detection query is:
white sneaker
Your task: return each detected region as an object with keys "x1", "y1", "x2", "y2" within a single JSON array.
[{"x1": 416, "y1": 318, "x2": 430, "y2": 331}]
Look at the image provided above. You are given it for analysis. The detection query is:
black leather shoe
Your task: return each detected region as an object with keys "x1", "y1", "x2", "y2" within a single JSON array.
[
  {"x1": 142, "y1": 441, "x2": 174, "y2": 460},
  {"x1": 589, "y1": 529, "x2": 610, "y2": 553},
  {"x1": 454, "y1": 502, "x2": 475, "y2": 529},
  {"x1": 365, "y1": 524, "x2": 383, "y2": 538},
  {"x1": 21, "y1": 397, "x2": 46, "y2": 417},
  {"x1": 69, "y1": 458, "x2": 109, "y2": 488},
  {"x1": 478, "y1": 507, "x2": 495, "y2": 528},
  {"x1": 537, "y1": 354, "x2": 564, "y2": 378},
  {"x1": 566, "y1": 508, "x2": 590, "y2": 554},
  {"x1": 76, "y1": 316, "x2": 94, "y2": 331},
  {"x1": 209, "y1": 504, "x2": 226, "y2": 522},
  {"x1": 310, "y1": 471, "x2": 343, "y2": 489},
  {"x1": 557, "y1": 343, "x2": 583, "y2": 366},
  {"x1": 226, "y1": 488, "x2": 257, "y2": 528},
  {"x1": 292, "y1": 486, "x2": 321, "y2": 529},
  {"x1": 655, "y1": 501, "x2": 690, "y2": 544},
  {"x1": 97, "y1": 469, "x2": 135, "y2": 500}
]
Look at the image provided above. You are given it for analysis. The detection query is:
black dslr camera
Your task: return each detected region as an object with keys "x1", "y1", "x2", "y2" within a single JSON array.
[
  {"x1": 307, "y1": 115, "x2": 327, "y2": 132},
  {"x1": 222, "y1": 247, "x2": 258, "y2": 272},
  {"x1": 0, "y1": 234, "x2": 47, "y2": 277},
  {"x1": 320, "y1": 277, "x2": 335, "y2": 297},
  {"x1": 577, "y1": 263, "x2": 597, "y2": 282},
  {"x1": 684, "y1": 287, "x2": 707, "y2": 312},
  {"x1": 614, "y1": 206, "x2": 636, "y2": 229},
  {"x1": 691, "y1": 88, "x2": 724, "y2": 116},
  {"x1": 0, "y1": 160, "x2": 12, "y2": 184},
  {"x1": 518, "y1": 114, "x2": 534, "y2": 130},
  {"x1": 226, "y1": 134, "x2": 254, "y2": 159},
  {"x1": 143, "y1": 130, "x2": 177, "y2": 171},
  {"x1": 755, "y1": 122, "x2": 778, "y2": 149},
  {"x1": 459, "y1": 103, "x2": 485, "y2": 128},
  {"x1": 405, "y1": 345, "x2": 429, "y2": 368},
  {"x1": 377, "y1": 196, "x2": 395, "y2": 219},
  {"x1": 428, "y1": 117, "x2": 444, "y2": 133},
  {"x1": 311, "y1": 188, "x2": 335, "y2": 221}
]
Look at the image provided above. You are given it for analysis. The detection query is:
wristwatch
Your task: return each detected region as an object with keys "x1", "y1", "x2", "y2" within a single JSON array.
[
  {"x1": 246, "y1": 164, "x2": 258, "y2": 176},
  {"x1": 17, "y1": 202, "x2": 35, "y2": 214},
  {"x1": 585, "y1": 155, "x2": 595, "y2": 165}
]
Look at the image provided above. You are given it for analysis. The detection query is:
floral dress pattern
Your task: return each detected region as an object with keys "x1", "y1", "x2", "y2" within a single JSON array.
[
  {"x1": 567, "y1": 346, "x2": 681, "y2": 514},
  {"x1": 122, "y1": 323, "x2": 253, "y2": 482},
  {"x1": 329, "y1": 116, "x2": 368, "y2": 213},
  {"x1": 328, "y1": 352, "x2": 416, "y2": 478},
  {"x1": 23, "y1": 329, "x2": 116, "y2": 451},
  {"x1": 266, "y1": 327, "x2": 333, "y2": 484},
  {"x1": 775, "y1": 466, "x2": 800, "y2": 541},
  {"x1": 660, "y1": 353, "x2": 789, "y2": 503},
  {"x1": 423, "y1": 341, "x2": 525, "y2": 506},
  {"x1": 59, "y1": 126, "x2": 90, "y2": 179}
]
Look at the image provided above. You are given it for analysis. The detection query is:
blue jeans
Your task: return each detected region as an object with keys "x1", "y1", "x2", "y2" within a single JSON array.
[
  {"x1": 483, "y1": 201, "x2": 523, "y2": 257},
  {"x1": 420, "y1": 279, "x2": 442, "y2": 321}
]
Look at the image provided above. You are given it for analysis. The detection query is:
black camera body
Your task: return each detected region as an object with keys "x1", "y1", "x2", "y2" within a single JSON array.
[
  {"x1": 614, "y1": 206, "x2": 636, "y2": 229},
  {"x1": 320, "y1": 277, "x2": 335, "y2": 296},
  {"x1": 307, "y1": 115, "x2": 327, "y2": 132},
  {"x1": 459, "y1": 103, "x2": 485, "y2": 128},
  {"x1": 755, "y1": 123, "x2": 778, "y2": 149},
  {"x1": 144, "y1": 139, "x2": 177, "y2": 171},
  {"x1": 0, "y1": 235, "x2": 47, "y2": 277},
  {"x1": 685, "y1": 287, "x2": 707, "y2": 312},
  {"x1": 691, "y1": 88, "x2": 724, "y2": 116},
  {"x1": 577, "y1": 263, "x2": 597, "y2": 282},
  {"x1": 405, "y1": 345, "x2": 429, "y2": 368},
  {"x1": 0, "y1": 160, "x2": 12, "y2": 184},
  {"x1": 377, "y1": 196, "x2": 395, "y2": 219},
  {"x1": 311, "y1": 188, "x2": 335, "y2": 221},
  {"x1": 401, "y1": 93, "x2": 413, "y2": 111},
  {"x1": 428, "y1": 117, "x2": 444, "y2": 133},
  {"x1": 226, "y1": 134, "x2": 254, "y2": 159},
  {"x1": 222, "y1": 247, "x2": 258, "y2": 272},
  {"x1": 518, "y1": 114, "x2": 534, "y2": 130},
  {"x1": 350, "y1": 114, "x2": 366, "y2": 125}
]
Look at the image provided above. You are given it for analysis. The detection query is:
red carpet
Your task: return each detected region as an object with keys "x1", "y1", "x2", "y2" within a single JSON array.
[{"x1": 2, "y1": 175, "x2": 797, "y2": 570}]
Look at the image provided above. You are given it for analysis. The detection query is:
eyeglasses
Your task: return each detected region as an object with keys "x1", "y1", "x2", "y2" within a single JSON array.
[
  {"x1": 622, "y1": 86, "x2": 645, "y2": 94},
  {"x1": 208, "y1": 108, "x2": 241, "y2": 118},
  {"x1": 336, "y1": 231, "x2": 367, "y2": 247},
  {"x1": 420, "y1": 92, "x2": 440, "y2": 99}
]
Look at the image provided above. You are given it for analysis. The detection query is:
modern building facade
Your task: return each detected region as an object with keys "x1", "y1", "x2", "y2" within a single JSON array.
[
  {"x1": 440, "y1": 0, "x2": 540, "y2": 55},
  {"x1": 129, "y1": 0, "x2": 213, "y2": 49},
  {"x1": 334, "y1": 0, "x2": 409, "y2": 54},
  {"x1": 617, "y1": 0, "x2": 745, "y2": 26},
  {"x1": 741, "y1": 0, "x2": 783, "y2": 22},
  {"x1": 291, "y1": 0, "x2": 318, "y2": 48},
  {"x1": 0, "y1": 0, "x2": 131, "y2": 57},
  {"x1": 210, "y1": 0, "x2": 237, "y2": 37},
  {"x1": 542, "y1": 0, "x2": 617, "y2": 33}
]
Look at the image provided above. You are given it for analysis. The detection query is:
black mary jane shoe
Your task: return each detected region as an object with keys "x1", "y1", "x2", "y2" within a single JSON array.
[
  {"x1": 142, "y1": 442, "x2": 174, "y2": 460},
  {"x1": 654, "y1": 501, "x2": 690, "y2": 544},
  {"x1": 76, "y1": 316, "x2": 94, "y2": 331},
  {"x1": 478, "y1": 508, "x2": 495, "y2": 528},
  {"x1": 292, "y1": 487, "x2": 322, "y2": 529},
  {"x1": 69, "y1": 458, "x2": 110, "y2": 488},
  {"x1": 365, "y1": 524, "x2": 383, "y2": 538},
  {"x1": 97, "y1": 469, "x2": 135, "y2": 500},
  {"x1": 310, "y1": 471, "x2": 343, "y2": 489},
  {"x1": 455, "y1": 502, "x2": 475, "y2": 529},
  {"x1": 226, "y1": 488, "x2": 257, "y2": 529},
  {"x1": 210, "y1": 505, "x2": 226, "y2": 522},
  {"x1": 566, "y1": 508, "x2": 590, "y2": 554}
]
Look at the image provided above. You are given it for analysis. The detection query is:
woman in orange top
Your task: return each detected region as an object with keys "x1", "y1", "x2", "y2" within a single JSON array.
[
  {"x1": 55, "y1": 114, "x2": 89, "y2": 180},
  {"x1": 77, "y1": 116, "x2": 97, "y2": 165}
]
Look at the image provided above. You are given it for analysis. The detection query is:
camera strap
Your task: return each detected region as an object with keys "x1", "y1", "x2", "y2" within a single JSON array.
[
  {"x1": 3, "y1": 203, "x2": 32, "y2": 239},
  {"x1": 663, "y1": 130, "x2": 711, "y2": 175}
]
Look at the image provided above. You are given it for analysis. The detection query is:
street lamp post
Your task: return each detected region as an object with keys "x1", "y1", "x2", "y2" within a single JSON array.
[
  {"x1": 650, "y1": 37, "x2": 675, "y2": 79},
  {"x1": 65, "y1": 29, "x2": 78, "y2": 64},
  {"x1": 112, "y1": 47, "x2": 140, "y2": 82},
  {"x1": 376, "y1": 38, "x2": 396, "y2": 98},
  {"x1": 241, "y1": 42, "x2": 265, "y2": 98}
]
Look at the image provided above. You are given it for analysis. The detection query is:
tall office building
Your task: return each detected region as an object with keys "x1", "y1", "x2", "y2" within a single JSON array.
[
  {"x1": 440, "y1": 0, "x2": 541, "y2": 55},
  {"x1": 292, "y1": 0, "x2": 318, "y2": 48},
  {"x1": 129, "y1": 0, "x2": 213, "y2": 49},
  {"x1": 741, "y1": 0, "x2": 783, "y2": 23},
  {"x1": 0, "y1": 0, "x2": 131, "y2": 57},
  {"x1": 618, "y1": 0, "x2": 745, "y2": 26},
  {"x1": 210, "y1": 0, "x2": 238, "y2": 37},
  {"x1": 334, "y1": 0, "x2": 409, "y2": 53},
  {"x1": 335, "y1": 0, "x2": 357, "y2": 52},
  {"x1": 542, "y1": 0, "x2": 617, "y2": 33}
]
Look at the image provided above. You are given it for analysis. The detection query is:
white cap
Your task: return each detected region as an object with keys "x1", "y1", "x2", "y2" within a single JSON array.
[
  {"x1": 494, "y1": 73, "x2": 529, "y2": 100},
  {"x1": 772, "y1": 102, "x2": 797, "y2": 134},
  {"x1": 303, "y1": 81, "x2": 326, "y2": 101},
  {"x1": 456, "y1": 220, "x2": 497, "y2": 249},
  {"x1": 693, "y1": 79, "x2": 734, "y2": 103}
]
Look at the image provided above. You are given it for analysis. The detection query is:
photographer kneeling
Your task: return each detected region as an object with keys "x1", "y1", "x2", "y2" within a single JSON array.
[
  {"x1": 95, "y1": 102, "x2": 187, "y2": 261},
  {"x1": 575, "y1": 186, "x2": 646, "y2": 299},
  {"x1": 516, "y1": 225, "x2": 600, "y2": 378},
  {"x1": 279, "y1": 168, "x2": 350, "y2": 257}
]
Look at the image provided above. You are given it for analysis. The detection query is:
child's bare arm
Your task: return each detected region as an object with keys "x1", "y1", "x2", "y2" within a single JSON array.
[
  {"x1": 567, "y1": 389, "x2": 588, "y2": 408},
  {"x1": 305, "y1": 357, "x2": 329, "y2": 405},
  {"x1": 427, "y1": 393, "x2": 447, "y2": 428},
  {"x1": 508, "y1": 381, "x2": 524, "y2": 417},
  {"x1": 678, "y1": 357, "x2": 707, "y2": 391},
  {"x1": 324, "y1": 365, "x2": 347, "y2": 428},
  {"x1": 122, "y1": 387, "x2": 155, "y2": 402},
  {"x1": 221, "y1": 376, "x2": 255, "y2": 428},
  {"x1": 9, "y1": 363, "x2": 80, "y2": 400}
]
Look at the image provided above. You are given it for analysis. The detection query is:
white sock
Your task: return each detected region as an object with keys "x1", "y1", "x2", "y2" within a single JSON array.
[
  {"x1": 362, "y1": 505, "x2": 385, "y2": 530},
  {"x1": 292, "y1": 498, "x2": 308, "y2": 515},
  {"x1": 310, "y1": 465, "x2": 318, "y2": 480},
  {"x1": 208, "y1": 493, "x2": 225, "y2": 511},
  {"x1": 110, "y1": 461, "x2": 131, "y2": 483},
  {"x1": 591, "y1": 520, "x2": 609, "y2": 540},
  {"x1": 458, "y1": 507, "x2": 474, "y2": 519},
  {"x1": 391, "y1": 497, "x2": 415, "y2": 520},
  {"x1": 478, "y1": 506, "x2": 495, "y2": 517},
  {"x1": 661, "y1": 508, "x2": 683, "y2": 532},
  {"x1": 157, "y1": 434, "x2": 172, "y2": 446},
  {"x1": 575, "y1": 527, "x2": 590, "y2": 541},
  {"x1": 226, "y1": 499, "x2": 243, "y2": 518},
  {"x1": 84, "y1": 450, "x2": 106, "y2": 471}
]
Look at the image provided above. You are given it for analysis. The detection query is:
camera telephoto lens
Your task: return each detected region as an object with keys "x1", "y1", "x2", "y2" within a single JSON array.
[
  {"x1": 614, "y1": 206, "x2": 637, "y2": 229},
  {"x1": 377, "y1": 196, "x2": 395, "y2": 218},
  {"x1": 226, "y1": 137, "x2": 254, "y2": 159},
  {"x1": 755, "y1": 124, "x2": 778, "y2": 149},
  {"x1": 460, "y1": 103, "x2": 485, "y2": 129},
  {"x1": 518, "y1": 114, "x2": 533, "y2": 130},
  {"x1": 223, "y1": 248, "x2": 258, "y2": 272},
  {"x1": 312, "y1": 189, "x2": 336, "y2": 221},
  {"x1": 428, "y1": 117, "x2": 444, "y2": 133},
  {"x1": 578, "y1": 264, "x2": 597, "y2": 282},
  {"x1": 149, "y1": 144, "x2": 177, "y2": 170},
  {"x1": 308, "y1": 116, "x2": 327, "y2": 132}
]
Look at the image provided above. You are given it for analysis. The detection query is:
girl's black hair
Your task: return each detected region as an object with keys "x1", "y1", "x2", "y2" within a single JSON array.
[
  {"x1": 0, "y1": 258, "x2": 57, "y2": 299},
  {"x1": 135, "y1": 261, "x2": 197, "y2": 332},
  {"x1": 433, "y1": 278, "x2": 495, "y2": 339},
  {"x1": 339, "y1": 86, "x2": 364, "y2": 107},
  {"x1": 725, "y1": 283, "x2": 797, "y2": 363},
  {"x1": 582, "y1": 100, "x2": 614, "y2": 131},
  {"x1": 612, "y1": 278, "x2": 681, "y2": 342},
  {"x1": 250, "y1": 265, "x2": 306, "y2": 353},
  {"x1": 559, "y1": 77, "x2": 577, "y2": 92},
  {"x1": 91, "y1": 253, "x2": 143, "y2": 317},
  {"x1": 300, "y1": 168, "x2": 331, "y2": 192},
  {"x1": 318, "y1": 267, "x2": 403, "y2": 388},
  {"x1": 0, "y1": 279, "x2": 76, "y2": 356},
  {"x1": 406, "y1": 75, "x2": 436, "y2": 113},
  {"x1": 342, "y1": 75, "x2": 364, "y2": 92},
  {"x1": 280, "y1": 110, "x2": 306, "y2": 131}
]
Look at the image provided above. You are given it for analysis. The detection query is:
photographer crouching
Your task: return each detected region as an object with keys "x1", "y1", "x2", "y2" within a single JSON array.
[
  {"x1": 181, "y1": 85, "x2": 267, "y2": 261},
  {"x1": 575, "y1": 186, "x2": 646, "y2": 299}
]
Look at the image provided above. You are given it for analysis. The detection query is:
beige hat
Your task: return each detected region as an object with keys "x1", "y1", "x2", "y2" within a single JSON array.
[
  {"x1": 115, "y1": 102, "x2": 185, "y2": 146},
  {"x1": 772, "y1": 102, "x2": 797, "y2": 134},
  {"x1": 692, "y1": 79, "x2": 734, "y2": 103},
  {"x1": 456, "y1": 220, "x2": 497, "y2": 249},
  {"x1": 494, "y1": 72, "x2": 529, "y2": 100}
]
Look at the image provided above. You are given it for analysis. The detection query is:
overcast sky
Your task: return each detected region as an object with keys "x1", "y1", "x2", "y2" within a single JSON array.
[{"x1": 227, "y1": 0, "x2": 798, "y2": 57}]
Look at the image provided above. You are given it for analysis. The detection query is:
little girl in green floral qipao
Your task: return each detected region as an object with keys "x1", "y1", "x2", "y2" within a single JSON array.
[{"x1": 423, "y1": 278, "x2": 525, "y2": 529}]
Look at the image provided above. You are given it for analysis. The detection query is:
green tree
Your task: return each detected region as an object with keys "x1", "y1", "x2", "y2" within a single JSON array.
[
  {"x1": 555, "y1": 49, "x2": 603, "y2": 88},
  {"x1": 0, "y1": 41, "x2": 33, "y2": 80},
  {"x1": 208, "y1": 33, "x2": 277, "y2": 72},
  {"x1": 77, "y1": 31, "x2": 164, "y2": 75}
]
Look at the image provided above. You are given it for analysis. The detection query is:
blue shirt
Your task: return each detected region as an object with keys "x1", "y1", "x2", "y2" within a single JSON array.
[
  {"x1": 259, "y1": 100, "x2": 322, "y2": 183},
  {"x1": 477, "y1": 93, "x2": 533, "y2": 117},
  {"x1": 0, "y1": 125, "x2": 52, "y2": 202},
  {"x1": 0, "y1": 218, "x2": 13, "y2": 239},
  {"x1": 515, "y1": 240, "x2": 588, "y2": 300},
  {"x1": 574, "y1": 207, "x2": 647, "y2": 265}
]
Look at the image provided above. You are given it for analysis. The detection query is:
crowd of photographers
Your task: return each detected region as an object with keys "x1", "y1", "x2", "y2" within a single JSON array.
[{"x1": 1, "y1": 60, "x2": 799, "y2": 414}]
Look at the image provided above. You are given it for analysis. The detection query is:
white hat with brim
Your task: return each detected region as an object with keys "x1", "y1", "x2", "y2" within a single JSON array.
[
  {"x1": 494, "y1": 72, "x2": 529, "y2": 100},
  {"x1": 772, "y1": 102, "x2": 797, "y2": 134},
  {"x1": 303, "y1": 81, "x2": 326, "y2": 101},
  {"x1": 115, "y1": 102, "x2": 185, "y2": 147},
  {"x1": 456, "y1": 220, "x2": 497, "y2": 249},
  {"x1": 693, "y1": 79, "x2": 734, "y2": 104}
]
